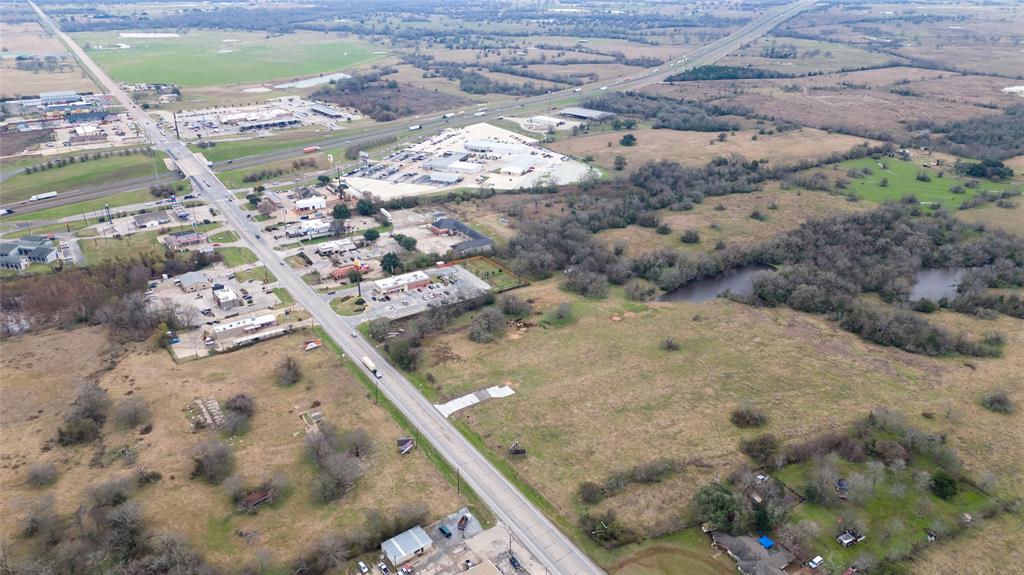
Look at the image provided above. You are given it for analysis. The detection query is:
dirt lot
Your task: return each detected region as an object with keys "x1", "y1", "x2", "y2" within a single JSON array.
[
  {"x1": 549, "y1": 127, "x2": 876, "y2": 171},
  {"x1": 409, "y1": 279, "x2": 1024, "y2": 570},
  {"x1": 0, "y1": 328, "x2": 465, "y2": 569},
  {"x1": 0, "y1": 65, "x2": 98, "y2": 98}
]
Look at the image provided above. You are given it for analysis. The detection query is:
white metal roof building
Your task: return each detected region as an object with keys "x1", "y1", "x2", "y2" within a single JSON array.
[
  {"x1": 295, "y1": 195, "x2": 326, "y2": 211},
  {"x1": 212, "y1": 314, "x2": 277, "y2": 335},
  {"x1": 559, "y1": 106, "x2": 615, "y2": 120},
  {"x1": 500, "y1": 155, "x2": 537, "y2": 175},
  {"x1": 430, "y1": 171, "x2": 462, "y2": 184},
  {"x1": 381, "y1": 526, "x2": 433, "y2": 566},
  {"x1": 463, "y1": 139, "x2": 529, "y2": 154},
  {"x1": 315, "y1": 238, "x2": 357, "y2": 256},
  {"x1": 373, "y1": 270, "x2": 431, "y2": 295}
]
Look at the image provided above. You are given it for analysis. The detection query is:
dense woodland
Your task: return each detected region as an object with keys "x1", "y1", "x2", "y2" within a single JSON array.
[
  {"x1": 665, "y1": 65, "x2": 791, "y2": 82},
  {"x1": 583, "y1": 92, "x2": 745, "y2": 132},
  {"x1": 311, "y1": 71, "x2": 468, "y2": 121}
]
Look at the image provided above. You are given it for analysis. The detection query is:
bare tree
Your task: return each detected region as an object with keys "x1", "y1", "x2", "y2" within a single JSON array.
[
  {"x1": 113, "y1": 396, "x2": 151, "y2": 429},
  {"x1": 189, "y1": 440, "x2": 234, "y2": 484},
  {"x1": 275, "y1": 356, "x2": 302, "y2": 387}
]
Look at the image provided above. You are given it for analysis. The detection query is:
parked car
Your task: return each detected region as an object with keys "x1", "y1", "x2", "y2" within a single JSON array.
[
  {"x1": 808, "y1": 556, "x2": 824, "y2": 569},
  {"x1": 438, "y1": 525, "x2": 452, "y2": 538},
  {"x1": 357, "y1": 561, "x2": 369, "y2": 574},
  {"x1": 377, "y1": 563, "x2": 391, "y2": 575},
  {"x1": 509, "y1": 553, "x2": 523, "y2": 571}
]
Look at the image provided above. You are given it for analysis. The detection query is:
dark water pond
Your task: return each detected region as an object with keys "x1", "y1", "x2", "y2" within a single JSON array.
[
  {"x1": 909, "y1": 268, "x2": 966, "y2": 301},
  {"x1": 659, "y1": 266, "x2": 772, "y2": 303}
]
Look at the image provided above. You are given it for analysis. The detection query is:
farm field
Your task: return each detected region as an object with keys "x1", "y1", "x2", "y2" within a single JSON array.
[
  {"x1": 548, "y1": 128, "x2": 875, "y2": 172},
  {"x1": 69, "y1": 30, "x2": 384, "y2": 87},
  {"x1": 816, "y1": 156, "x2": 1016, "y2": 208},
  {"x1": 0, "y1": 328, "x2": 466, "y2": 570},
  {"x1": 0, "y1": 153, "x2": 168, "y2": 205},
  {"x1": 405, "y1": 279, "x2": 1024, "y2": 571},
  {"x1": 0, "y1": 21, "x2": 98, "y2": 96},
  {"x1": 597, "y1": 187, "x2": 870, "y2": 257}
]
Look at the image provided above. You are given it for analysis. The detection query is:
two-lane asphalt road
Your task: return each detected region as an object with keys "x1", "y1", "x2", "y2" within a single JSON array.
[{"x1": 28, "y1": 1, "x2": 818, "y2": 571}]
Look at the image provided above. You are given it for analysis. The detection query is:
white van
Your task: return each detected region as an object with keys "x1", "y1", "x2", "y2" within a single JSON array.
[{"x1": 808, "y1": 556, "x2": 824, "y2": 569}]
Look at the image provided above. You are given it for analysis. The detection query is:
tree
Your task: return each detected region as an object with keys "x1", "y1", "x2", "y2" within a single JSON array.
[
  {"x1": 381, "y1": 252, "x2": 401, "y2": 274},
  {"x1": 362, "y1": 229, "x2": 380, "y2": 242},
  {"x1": 681, "y1": 230, "x2": 700, "y2": 244},
  {"x1": 554, "y1": 302, "x2": 573, "y2": 320},
  {"x1": 693, "y1": 483, "x2": 741, "y2": 533},
  {"x1": 356, "y1": 198, "x2": 376, "y2": 216},
  {"x1": 468, "y1": 308, "x2": 507, "y2": 343},
  {"x1": 730, "y1": 404, "x2": 767, "y2": 428},
  {"x1": 317, "y1": 175, "x2": 331, "y2": 185},
  {"x1": 189, "y1": 440, "x2": 234, "y2": 484},
  {"x1": 276, "y1": 356, "x2": 302, "y2": 387},
  {"x1": 613, "y1": 155, "x2": 627, "y2": 171},
  {"x1": 740, "y1": 434, "x2": 780, "y2": 467},
  {"x1": 980, "y1": 389, "x2": 1014, "y2": 413},
  {"x1": 332, "y1": 203, "x2": 351, "y2": 219},
  {"x1": 619, "y1": 133, "x2": 637, "y2": 147},
  {"x1": 347, "y1": 269, "x2": 363, "y2": 285},
  {"x1": 930, "y1": 470, "x2": 959, "y2": 500},
  {"x1": 501, "y1": 295, "x2": 531, "y2": 317},
  {"x1": 396, "y1": 234, "x2": 417, "y2": 251}
]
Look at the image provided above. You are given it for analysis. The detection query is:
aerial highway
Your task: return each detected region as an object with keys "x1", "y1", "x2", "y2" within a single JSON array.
[{"x1": 26, "y1": 1, "x2": 816, "y2": 572}]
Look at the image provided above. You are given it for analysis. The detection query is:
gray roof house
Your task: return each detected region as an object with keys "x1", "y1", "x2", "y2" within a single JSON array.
[
  {"x1": 381, "y1": 525, "x2": 433, "y2": 566},
  {"x1": 0, "y1": 236, "x2": 58, "y2": 270},
  {"x1": 177, "y1": 271, "x2": 211, "y2": 292},
  {"x1": 711, "y1": 532, "x2": 794, "y2": 575}
]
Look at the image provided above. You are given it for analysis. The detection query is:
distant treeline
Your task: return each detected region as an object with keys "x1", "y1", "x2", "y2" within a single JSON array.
[
  {"x1": 665, "y1": 65, "x2": 792, "y2": 82},
  {"x1": 583, "y1": 92, "x2": 748, "y2": 132}
]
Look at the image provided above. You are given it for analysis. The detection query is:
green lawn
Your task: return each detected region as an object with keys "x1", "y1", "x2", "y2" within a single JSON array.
[
  {"x1": 273, "y1": 287, "x2": 294, "y2": 307},
  {"x1": 1, "y1": 186, "x2": 165, "y2": 223},
  {"x1": 830, "y1": 157, "x2": 1013, "y2": 208},
  {"x1": 330, "y1": 295, "x2": 366, "y2": 316},
  {"x1": 234, "y1": 266, "x2": 276, "y2": 284},
  {"x1": 1, "y1": 153, "x2": 168, "y2": 204},
  {"x1": 70, "y1": 30, "x2": 384, "y2": 87},
  {"x1": 208, "y1": 230, "x2": 239, "y2": 243},
  {"x1": 81, "y1": 223, "x2": 219, "y2": 264},
  {"x1": 215, "y1": 246, "x2": 258, "y2": 267},
  {"x1": 460, "y1": 256, "x2": 525, "y2": 291},
  {"x1": 774, "y1": 456, "x2": 995, "y2": 571},
  {"x1": 192, "y1": 130, "x2": 333, "y2": 163}
]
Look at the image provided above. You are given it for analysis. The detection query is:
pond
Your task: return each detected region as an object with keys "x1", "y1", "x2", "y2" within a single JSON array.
[
  {"x1": 659, "y1": 266, "x2": 772, "y2": 303},
  {"x1": 909, "y1": 268, "x2": 967, "y2": 302}
]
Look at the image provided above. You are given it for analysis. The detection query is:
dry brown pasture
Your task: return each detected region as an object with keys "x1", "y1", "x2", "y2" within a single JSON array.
[
  {"x1": 0, "y1": 21, "x2": 68, "y2": 54},
  {"x1": 0, "y1": 65, "x2": 98, "y2": 98},
  {"x1": 0, "y1": 328, "x2": 464, "y2": 568},
  {"x1": 548, "y1": 127, "x2": 876, "y2": 171},
  {"x1": 414, "y1": 278, "x2": 1024, "y2": 557},
  {"x1": 597, "y1": 187, "x2": 870, "y2": 257},
  {"x1": 645, "y1": 67, "x2": 1019, "y2": 140}
]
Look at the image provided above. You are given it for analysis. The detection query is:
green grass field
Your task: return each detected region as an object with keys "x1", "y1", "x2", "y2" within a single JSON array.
[
  {"x1": 215, "y1": 246, "x2": 258, "y2": 267},
  {"x1": 193, "y1": 130, "x2": 335, "y2": 163},
  {"x1": 208, "y1": 230, "x2": 238, "y2": 243},
  {"x1": 81, "y1": 223, "x2": 220, "y2": 264},
  {"x1": 234, "y1": 266, "x2": 277, "y2": 284},
  {"x1": 1, "y1": 187, "x2": 161, "y2": 223},
  {"x1": 71, "y1": 30, "x2": 383, "y2": 87},
  {"x1": 1, "y1": 153, "x2": 167, "y2": 204},
  {"x1": 460, "y1": 256, "x2": 526, "y2": 291},
  {"x1": 830, "y1": 157, "x2": 1012, "y2": 208}
]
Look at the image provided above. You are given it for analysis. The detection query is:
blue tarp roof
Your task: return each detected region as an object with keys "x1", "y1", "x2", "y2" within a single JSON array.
[{"x1": 758, "y1": 535, "x2": 774, "y2": 549}]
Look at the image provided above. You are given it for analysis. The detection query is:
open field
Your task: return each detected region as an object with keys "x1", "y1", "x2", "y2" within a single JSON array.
[
  {"x1": 215, "y1": 246, "x2": 258, "y2": 267},
  {"x1": 0, "y1": 186, "x2": 160, "y2": 225},
  {"x1": 0, "y1": 153, "x2": 168, "y2": 205},
  {"x1": 718, "y1": 36, "x2": 903, "y2": 75},
  {"x1": 458, "y1": 257, "x2": 526, "y2": 292},
  {"x1": 81, "y1": 223, "x2": 219, "y2": 264},
  {"x1": 405, "y1": 278, "x2": 1023, "y2": 570},
  {"x1": 611, "y1": 528, "x2": 734, "y2": 575},
  {"x1": 0, "y1": 66, "x2": 98, "y2": 97},
  {"x1": 69, "y1": 30, "x2": 383, "y2": 87},
  {"x1": 0, "y1": 328, "x2": 466, "y2": 569},
  {"x1": 192, "y1": 129, "x2": 337, "y2": 163},
  {"x1": 0, "y1": 21, "x2": 98, "y2": 96},
  {"x1": 812, "y1": 156, "x2": 1016, "y2": 208},
  {"x1": 646, "y1": 67, "x2": 1020, "y2": 142},
  {"x1": 597, "y1": 187, "x2": 870, "y2": 257},
  {"x1": 549, "y1": 127, "x2": 876, "y2": 172}
]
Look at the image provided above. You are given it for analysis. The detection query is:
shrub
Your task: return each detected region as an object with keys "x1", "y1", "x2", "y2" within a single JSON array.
[
  {"x1": 468, "y1": 308, "x2": 507, "y2": 343},
  {"x1": 693, "y1": 483, "x2": 741, "y2": 533},
  {"x1": 500, "y1": 295, "x2": 532, "y2": 317},
  {"x1": 563, "y1": 270, "x2": 609, "y2": 298},
  {"x1": 681, "y1": 230, "x2": 700, "y2": 244},
  {"x1": 19, "y1": 495, "x2": 60, "y2": 544},
  {"x1": 113, "y1": 396, "x2": 152, "y2": 429},
  {"x1": 276, "y1": 356, "x2": 302, "y2": 387},
  {"x1": 554, "y1": 302, "x2": 574, "y2": 320},
  {"x1": 224, "y1": 394, "x2": 255, "y2": 418},
  {"x1": 223, "y1": 411, "x2": 251, "y2": 436},
  {"x1": 655, "y1": 224, "x2": 671, "y2": 235},
  {"x1": 981, "y1": 390, "x2": 1014, "y2": 414},
  {"x1": 578, "y1": 481, "x2": 604, "y2": 505},
  {"x1": 624, "y1": 279, "x2": 657, "y2": 301},
  {"x1": 661, "y1": 337, "x2": 680, "y2": 351},
  {"x1": 912, "y1": 298, "x2": 939, "y2": 313},
  {"x1": 58, "y1": 382, "x2": 111, "y2": 445},
  {"x1": 189, "y1": 440, "x2": 234, "y2": 484},
  {"x1": 619, "y1": 133, "x2": 637, "y2": 147},
  {"x1": 930, "y1": 470, "x2": 959, "y2": 500},
  {"x1": 89, "y1": 475, "x2": 136, "y2": 507},
  {"x1": 580, "y1": 510, "x2": 638, "y2": 548},
  {"x1": 25, "y1": 462, "x2": 59, "y2": 488},
  {"x1": 730, "y1": 404, "x2": 768, "y2": 428},
  {"x1": 739, "y1": 434, "x2": 780, "y2": 467}
]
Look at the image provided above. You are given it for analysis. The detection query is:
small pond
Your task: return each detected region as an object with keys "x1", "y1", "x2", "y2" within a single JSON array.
[
  {"x1": 909, "y1": 268, "x2": 967, "y2": 302},
  {"x1": 659, "y1": 266, "x2": 772, "y2": 303}
]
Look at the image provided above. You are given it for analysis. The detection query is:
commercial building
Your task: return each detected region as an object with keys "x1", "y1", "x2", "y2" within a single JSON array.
[
  {"x1": 166, "y1": 230, "x2": 208, "y2": 250},
  {"x1": 213, "y1": 288, "x2": 240, "y2": 310},
  {"x1": 177, "y1": 271, "x2": 210, "y2": 293},
  {"x1": 211, "y1": 314, "x2": 277, "y2": 339},
  {"x1": 285, "y1": 218, "x2": 331, "y2": 239},
  {"x1": 527, "y1": 115, "x2": 565, "y2": 130},
  {"x1": 40, "y1": 90, "x2": 80, "y2": 105},
  {"x1": 500, "y1": 155, "x2": 536, "y2": 176},
  {"x1": 464, "y1": 139, "x2": 530, "y2": 154},
  {"x1": 0, "y1": 236, "x2": 58, "y2": 270},
  {"x1": 430, "y1": 218, "x2": 495, "y2": 256},
  {"x1": 238, "y1": 117, "x2": 300, "y2": 131},
  {"x1": 373, "y1": 270, "x2": 431, "y2": 296},
  {"x1": 315, "y1": 238, "x2": 358, "y2": 256},
  {"x1": 559, "y1": 106, "x2": 615, "y2": 121},
  {"x1": 295, "y1": 194, "x2": 327, "y2": 211},
  {"x1": 309, "y1": 104, "x2": 346, "y2": 118},
  {"x1": 381, "y1": 526, "x2": 433, "y2": 566},
  {"x1": 429, "y1": 171, "x2": 462, "y2": 185},
  {"x1": 133, "y1": 211, "x2": 171, "y2": 229}
]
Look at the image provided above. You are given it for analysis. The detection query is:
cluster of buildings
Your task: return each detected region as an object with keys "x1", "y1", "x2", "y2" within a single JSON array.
[
  {"x1": 0, "y1": 235, "x2": 60, "y2": 270},
  {"x1": 429, "y1": 217, "x2": 494, "y2": 256}
]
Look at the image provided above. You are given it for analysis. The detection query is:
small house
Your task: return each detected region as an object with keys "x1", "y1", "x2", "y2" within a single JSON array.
[{"x1": 381, "y1": 525, "x2": 433, "y2": 566}]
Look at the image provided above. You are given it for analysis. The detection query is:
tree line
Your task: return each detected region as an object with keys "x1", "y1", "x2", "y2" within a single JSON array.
[{"x1": 582, "y1": 92, "x2": 746, "y2": 132}]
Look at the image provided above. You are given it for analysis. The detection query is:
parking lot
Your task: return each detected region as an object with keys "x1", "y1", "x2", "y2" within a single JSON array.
[
  {"x1": 155, "y1": 96, "x2": 360, "y2": 140},
  {"x1": 350, "y1": 265, "x2": 491, "y2": 322},
  {"x1": 148, "y1": 266, "x2": 282, "y2": 327}
]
